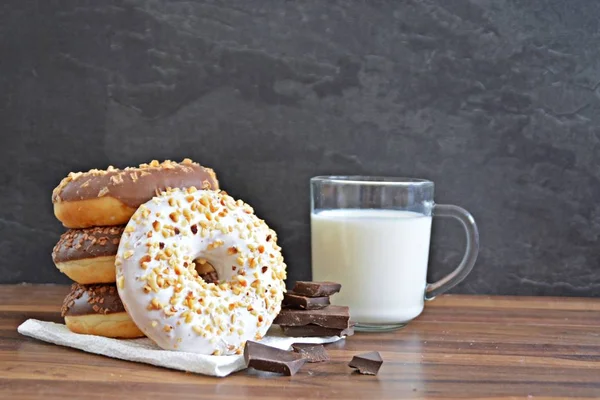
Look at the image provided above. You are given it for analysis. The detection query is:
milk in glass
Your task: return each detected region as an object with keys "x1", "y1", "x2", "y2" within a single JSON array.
[{"x1": 311, "y1": 209, "x2": 432, "y2": 323}]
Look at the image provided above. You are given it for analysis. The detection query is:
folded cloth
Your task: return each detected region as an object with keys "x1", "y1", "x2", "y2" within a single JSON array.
[{"x1": 17, "y1": 319, "x2": 344, "y2": 377}]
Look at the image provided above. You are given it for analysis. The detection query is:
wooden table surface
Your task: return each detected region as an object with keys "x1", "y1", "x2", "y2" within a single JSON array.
[{"x1": 1, "y1": 285, "x2": 599, "y2": 399}]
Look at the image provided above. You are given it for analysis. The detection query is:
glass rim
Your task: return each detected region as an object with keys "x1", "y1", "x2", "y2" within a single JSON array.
[{"x1": 311, "y1": 175, "x2": 433, "y2": 186}]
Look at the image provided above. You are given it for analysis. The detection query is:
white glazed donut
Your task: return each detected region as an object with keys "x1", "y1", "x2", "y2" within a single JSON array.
[{"x1": 115, "y1": 187, "x2": 287, "y2": 355}]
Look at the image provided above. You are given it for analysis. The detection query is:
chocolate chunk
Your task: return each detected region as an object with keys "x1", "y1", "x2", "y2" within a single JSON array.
[
  {"x1": 283, "y1": 292, "x2": 330, "y2": 310},
  {"x1": 274, "y1": 305, "x2": 350, "y2": 329},
  {"x1": 291, "y1": 343, "x2": 330, "y2": 363},
  {"x1": 281, "y1": 324, "x2": 355, "y2": 338},
  {"x1": 244, "y1": 341, "x2": 306, "y2": 376},
  {"x1": 348, "y1": 352, "x2": 383, "y2": 375},
  {"x1": 292, "y1": 281, "x2": 341, "y2": 297}
]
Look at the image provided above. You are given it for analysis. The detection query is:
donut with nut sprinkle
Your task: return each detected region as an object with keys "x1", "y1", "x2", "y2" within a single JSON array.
[
  {"x1": 116, "y1": 187, "x2": 287, "y2": 355},
  {"x1": 52, "y1": 159, "x2": 218, "y2": 228}
]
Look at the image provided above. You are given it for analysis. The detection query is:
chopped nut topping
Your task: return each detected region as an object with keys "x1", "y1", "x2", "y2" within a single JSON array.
[
  {"x1": 192, "y1": 325, "x2": 203, "y2": 334},
  {"x1": 150, "y1": 297, "x2": 163, "y2": 310},
  {"x1": 98, "y1": 187, "x2": 109, "y2": 197},
  {"x1": 140, "y1": 255, "x2": 151, "y2": 268}
]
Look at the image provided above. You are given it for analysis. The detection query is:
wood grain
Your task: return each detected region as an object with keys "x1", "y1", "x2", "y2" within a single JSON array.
[{"x1": 1, "y1": 285, "x2": 599, "y2": 399}]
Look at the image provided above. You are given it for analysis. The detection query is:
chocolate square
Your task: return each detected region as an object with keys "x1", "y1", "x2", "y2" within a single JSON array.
[
  {"x1": 281, "y1": 324, "x2": 355, "y2": 338},
  {"x1": 348, "y1": 351, "x2": 383, "y2": 375},
  {"x1": 244, "y1": 341, "x2": 306, "y2": 376},
  {"x1": 292, "y1": 281, "x2": 341, "y2": 297},
  {"x1": 291, "y1": 343, "x2": 330, "y2": 363},
  {"x1": 274, "y1": 306, "x2": 350, "y2": 329},
  {"x1": 283, "y1": 292, "x2": 330, "y2": 310}
]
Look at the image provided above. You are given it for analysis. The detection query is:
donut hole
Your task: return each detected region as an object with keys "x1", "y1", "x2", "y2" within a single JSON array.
[{"x1": 194, "y1": 259, "x2": 220, "y2": 284}]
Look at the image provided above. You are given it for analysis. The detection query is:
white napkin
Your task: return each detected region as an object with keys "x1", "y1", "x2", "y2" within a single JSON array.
[{"x1": 17, "y1": 319, "x2": 344, "y2": 377}]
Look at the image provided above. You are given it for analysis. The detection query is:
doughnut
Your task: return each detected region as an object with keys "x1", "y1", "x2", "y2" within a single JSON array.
[
  {"x1": 52, "y1": 226, "x2": 221, "y2": 285},
  {"x1": 61, "y1": 283, "x2": 144, "y2": 338},
  {"x1": 52, "y1": 226, "x2": 124, "y2": 284},
  {"x1": 116, "y1": 188, "x2": 287, "y2": 355},
  {"x1": 52, "y1": 159, "x2": 218, "y2": 229}
]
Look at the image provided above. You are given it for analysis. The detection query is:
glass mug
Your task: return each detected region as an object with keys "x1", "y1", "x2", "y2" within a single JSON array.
[{"x1": 310, "y1": 176, "x2": 479, "y2": 331}]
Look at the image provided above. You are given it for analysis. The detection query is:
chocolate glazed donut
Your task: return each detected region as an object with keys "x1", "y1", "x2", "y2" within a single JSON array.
[
  {"x1": 61, "y1": 283, "x2": 144, "y2": 338},
  {"x1": 53, "y1": 226, "x2": 124, "y2": 284},
  {"x1": 53, "y1": 226, "x2": 222, "y2": 285},
  {"x1": 52, "y1": 159, "x2": 219, "y2": 229}
]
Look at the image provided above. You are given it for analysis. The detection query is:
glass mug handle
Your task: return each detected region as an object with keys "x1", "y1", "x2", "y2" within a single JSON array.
[{"x1": 425, "y1": 204, "x2": 480, "y2": 300}]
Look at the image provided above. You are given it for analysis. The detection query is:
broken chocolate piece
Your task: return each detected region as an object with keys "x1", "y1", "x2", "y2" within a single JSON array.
[
  {"x1": 274, "y1": 305, "x2": 350, "y2": 329},
  {"x1": 348, "y1": 352, "x2": 383, "y2": 375},
  {"x1": 244, "y1": 341, "x2": 306, "y2": 376},
  {"x1": 281, "y1": 324, "x2": 355, "y2": 337},
  {"x1": 292, "y1": 281, "x2": 341, "y2": 297},
  {"x1": 283, "y1": 292, "x2": 330, "y2": 310},
  {"x1": 291, "y1": 343, "x2": 330, "y2": 363}
]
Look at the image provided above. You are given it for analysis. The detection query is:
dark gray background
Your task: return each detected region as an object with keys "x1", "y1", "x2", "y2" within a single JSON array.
[{"x1": 2, "y1": 0, "x2": 599, "y2": 296}]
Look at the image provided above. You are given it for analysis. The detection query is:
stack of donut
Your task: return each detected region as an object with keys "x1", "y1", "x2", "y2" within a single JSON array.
[
  {"x1": 52, "y1": 159, "x2": 219, "y2": 338},
  {"x1": 51, "y1": 158, "x2": 288, "y2": 356}
]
